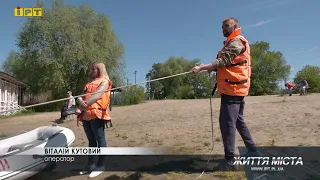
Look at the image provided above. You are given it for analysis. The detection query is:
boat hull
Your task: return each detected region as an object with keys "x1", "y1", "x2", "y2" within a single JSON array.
[{"x1": 0, "y1": 125, "x2": 75, "y2": 180}]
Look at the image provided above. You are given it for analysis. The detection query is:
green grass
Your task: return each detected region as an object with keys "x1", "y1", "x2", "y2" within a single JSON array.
[
  {"x1": 0, "y1": 109, "x2": 36, "y2": 119},
  {"x1": 0, "y1": 133, "x2": 7, "y2": 138}
]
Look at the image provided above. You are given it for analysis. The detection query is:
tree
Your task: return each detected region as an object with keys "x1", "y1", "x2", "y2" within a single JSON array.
[
  {"x1": 294, "y1": 65, "x2": 320, "y2": 93},
  {"x1": 2, "y1": 0, "x2": 125, "y2": 103},
  {"x1": 2, "y1": 50, "x2": 19, "y2": 75},
  {"x1": 249, "y1": 41, "x2": 291, "y2": 95},
  {"x1": 146, "y1": 57, "x2": 214, "y2": 99}
]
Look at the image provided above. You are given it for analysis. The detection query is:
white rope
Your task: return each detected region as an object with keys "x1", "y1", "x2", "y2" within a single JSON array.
[
  {"x1": 196, "y1": 74, "x2": 216, "y2": 179},
  {"x1": 0, "y1": 71, "x2": 194, "y2": 113}
]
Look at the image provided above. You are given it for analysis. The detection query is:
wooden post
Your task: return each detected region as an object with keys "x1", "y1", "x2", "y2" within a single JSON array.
[{"x1": 4, "y1": 81, "x2": 7, "y2": 112}]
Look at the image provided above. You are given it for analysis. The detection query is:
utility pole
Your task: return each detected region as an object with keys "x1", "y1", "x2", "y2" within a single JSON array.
[
  {"x1": 127, "y1": 78, "x2": 129, "y2": 85},
  {"x1": 133, "y1": 71, "x2": 137, "y2": 103},
  {"x1": 134, "y1": 71, "x2": 137, "y2": 84},
  {"x1": 148, "y1": 76, "x2": 151, "y2": 100}
]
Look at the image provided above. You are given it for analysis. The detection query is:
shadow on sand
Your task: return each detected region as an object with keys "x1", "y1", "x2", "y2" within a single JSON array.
[{"x1": 27, "y1": 155, "x2": 226, "y2": 180}]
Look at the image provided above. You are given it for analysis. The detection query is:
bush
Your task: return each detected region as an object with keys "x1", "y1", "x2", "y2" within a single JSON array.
[
  {"x1": 111, "y1": 85, "x2": 145, "y2": 106},
  {"x1": 23, "y1": 91, "x2": 62, "y2": 112},
  {"x1": 294, "y1": 65, "x2": 320, "y2": 93}
]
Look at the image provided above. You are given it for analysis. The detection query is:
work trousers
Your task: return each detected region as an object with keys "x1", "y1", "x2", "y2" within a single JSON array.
[
  {"x1": 82, "y1": 118, "x2": 107, "y2": 170},
  {"x1": 219, "y1": 94, "x2": 256, "y2": 161}
]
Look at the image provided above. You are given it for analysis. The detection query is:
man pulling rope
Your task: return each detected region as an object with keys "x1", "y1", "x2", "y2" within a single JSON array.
[{"x1": 191, "y1": 17, "x2": 259, "y2": 171}]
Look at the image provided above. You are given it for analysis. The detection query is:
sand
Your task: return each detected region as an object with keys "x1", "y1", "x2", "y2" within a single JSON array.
[{"x1": 0, "y1": 94, "x2": 319, "y2": 180}]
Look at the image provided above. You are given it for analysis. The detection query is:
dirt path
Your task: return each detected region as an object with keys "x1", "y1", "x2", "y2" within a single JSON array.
[{"x1": 1, "y1": 94, "x2": 319, "y2": 180}]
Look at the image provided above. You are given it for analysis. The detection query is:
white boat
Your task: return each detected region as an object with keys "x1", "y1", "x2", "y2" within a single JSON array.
[{"x1": 0, "y1": 124, "x2": 75, "y2": 180}]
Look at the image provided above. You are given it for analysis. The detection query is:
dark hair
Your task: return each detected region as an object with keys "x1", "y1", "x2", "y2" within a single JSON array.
[{"x1": 223, "y1": 18, "x2": 239, "y2": 28}]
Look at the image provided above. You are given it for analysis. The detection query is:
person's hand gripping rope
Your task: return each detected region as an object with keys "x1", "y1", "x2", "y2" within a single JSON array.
[{"x1": 191, "y1": 64, "x2": 214, "y2": 74}]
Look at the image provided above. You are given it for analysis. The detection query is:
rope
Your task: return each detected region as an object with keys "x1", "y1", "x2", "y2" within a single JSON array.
[
  {"x1": 0, "y1": 71, "x2": 193, "y2": 113},
  {"x1": 196, "y1": 73, "x2": 215, "y2": 179}
]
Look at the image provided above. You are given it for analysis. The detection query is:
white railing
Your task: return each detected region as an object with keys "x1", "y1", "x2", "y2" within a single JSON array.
[{"x1": 0, "y1": 101, "x2": 26, "y2": 116}]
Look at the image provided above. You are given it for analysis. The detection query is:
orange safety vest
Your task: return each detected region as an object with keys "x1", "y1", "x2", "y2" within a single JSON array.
[
  {"x1": 216, "y1": 28, "x2": 251, "y2": 96},
  {"x1": 78, "y1": 77, "x2": 112, "y2": 122}
]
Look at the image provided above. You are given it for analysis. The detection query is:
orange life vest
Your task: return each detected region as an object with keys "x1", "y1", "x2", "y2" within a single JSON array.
[
  {"x1": 78, "y1": 77, "x2": 112, "y2": 121},
  {"x1": 216, "y1": 28, "x2": 251, "y2": 96}
]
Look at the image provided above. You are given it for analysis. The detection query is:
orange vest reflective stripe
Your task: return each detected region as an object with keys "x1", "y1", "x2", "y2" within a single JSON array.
[
  {"x1": 83, "y1": 77, "x2": 112, "y2": 121},
  {"x1": 216, "y1": 28, "x2": 251, "y2": 96}
]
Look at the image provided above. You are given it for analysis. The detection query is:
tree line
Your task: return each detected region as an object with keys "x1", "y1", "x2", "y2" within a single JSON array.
[
  {"x1": 145, "y1": 41, "x2": 320, "y2": 99},
  {"x1": 2, "y1": 0, "x2": 320, "y2": 111}
]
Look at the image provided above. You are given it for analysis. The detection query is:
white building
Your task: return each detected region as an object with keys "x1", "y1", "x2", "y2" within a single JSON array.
[{"x1": 0, "y1": 72, "x2": 27, "y2": 115}]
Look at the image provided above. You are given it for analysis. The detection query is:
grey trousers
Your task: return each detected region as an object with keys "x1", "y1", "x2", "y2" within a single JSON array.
[{"x1": 219, "y1": 94, "x2": 256, "y2": 161}]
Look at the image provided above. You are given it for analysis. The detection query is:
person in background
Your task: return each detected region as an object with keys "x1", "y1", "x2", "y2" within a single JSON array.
[
  {"x1": 191, "y1": 17, "x2": 258, "y2": 171},
  {"x1": 76, "y1": 62, "x2": 112, "y2": 178},
  {"x1": 59, "y1": 91, "x2": 76, "y2": 120},
  {"x1": 285, "y1": 82, "x2": 295, "y2": 96},
  {"x1": 67, "y1": 91, "x2": 76, "y2": 109},
  {"x1": 299, "y1": 78, "x2": 309, "y2": 96}
]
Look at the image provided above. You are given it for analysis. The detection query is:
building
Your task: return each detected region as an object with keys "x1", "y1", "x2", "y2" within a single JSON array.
[{"x1": 0, "y1": 72, "x2": 27, "y2": 115}]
